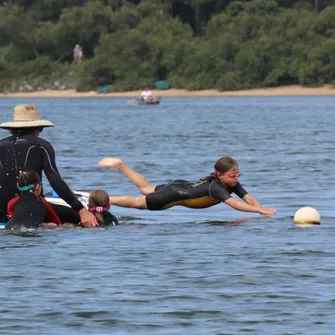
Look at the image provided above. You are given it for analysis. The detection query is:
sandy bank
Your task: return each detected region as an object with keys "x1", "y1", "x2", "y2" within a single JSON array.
[{"x1": 1, "y1": 86, "x2": 335, "y2": 98}]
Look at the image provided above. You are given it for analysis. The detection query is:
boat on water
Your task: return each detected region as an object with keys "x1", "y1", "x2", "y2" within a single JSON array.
[
  {"x1": 138, "y1": 100, "x2": 160, "y2": 105},
  {"x1": 138, "y1": 98, "x2": 160, "y2": 105}
]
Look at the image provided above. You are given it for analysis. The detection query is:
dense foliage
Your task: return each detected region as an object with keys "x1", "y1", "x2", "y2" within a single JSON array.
[{"x1": 1, "y1": 0, "x2": 335, "y2": 91}]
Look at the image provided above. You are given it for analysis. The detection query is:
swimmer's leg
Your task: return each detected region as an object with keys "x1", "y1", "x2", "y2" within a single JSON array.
[
  {"x1": 109, "y1": 195, "x2": 148, "y2": 209},
  {"x1": 99, "y1": 158, "x2": 155, "y2": 195}
]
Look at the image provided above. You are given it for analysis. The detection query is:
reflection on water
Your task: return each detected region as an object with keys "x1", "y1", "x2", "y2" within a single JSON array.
[
  {"x1": 0, "y1": 97, "x2": 335, "y2": 334},
  {"x1": 294, "y1": 223, "x2": 321, "y2": 228}
]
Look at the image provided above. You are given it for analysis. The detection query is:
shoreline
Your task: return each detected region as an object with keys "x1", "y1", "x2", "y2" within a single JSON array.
[{"x1": 1, "y1": 85, "x2": 335, "y2": 98}]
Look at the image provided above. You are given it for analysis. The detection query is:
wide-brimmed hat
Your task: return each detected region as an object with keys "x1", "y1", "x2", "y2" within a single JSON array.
[{"x1": 0, "y1": 104, "x2": 54, "y2": 129}]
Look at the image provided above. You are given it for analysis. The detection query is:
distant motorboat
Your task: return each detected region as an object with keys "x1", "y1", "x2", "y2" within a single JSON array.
[{"x1": 138, "y1": 97, "x2": 160, "y2": 105}]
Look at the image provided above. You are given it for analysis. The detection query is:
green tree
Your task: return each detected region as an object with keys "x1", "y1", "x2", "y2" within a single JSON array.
[
  {"x1": 0, "y1": 4, "x2": 26, "y2": 45},
  {"x1": 185, "y1": 0, "x2": 213, "y2": 35}
]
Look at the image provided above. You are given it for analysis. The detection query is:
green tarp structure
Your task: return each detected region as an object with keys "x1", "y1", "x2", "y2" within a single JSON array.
[
  {"x1": 153, "y1": 80, "x2": 171, "y2": 90},
  {"x1": 96, "y1": 84, "x2": 113, "y2": 94}
]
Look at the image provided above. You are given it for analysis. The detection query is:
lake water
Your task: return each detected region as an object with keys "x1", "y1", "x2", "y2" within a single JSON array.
[{"x1": 0, "y1": 96, "x2": 334, "y2": 334}]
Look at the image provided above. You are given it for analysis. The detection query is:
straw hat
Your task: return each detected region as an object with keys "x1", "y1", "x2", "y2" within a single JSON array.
[{"x1": 0, "y1": 104, "x2": 54, "y2": 129}]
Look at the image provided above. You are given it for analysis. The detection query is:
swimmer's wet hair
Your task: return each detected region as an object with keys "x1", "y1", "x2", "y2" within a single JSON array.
[
  {"x1": 201, "y1": 157, "x2": 238, "y2": 181},
  {"x1": 88, "y1": 189, "x2": 110, "y2": 224},
  {"x1": 18, "y1": 170, "x2": 40, "y2": 192}
]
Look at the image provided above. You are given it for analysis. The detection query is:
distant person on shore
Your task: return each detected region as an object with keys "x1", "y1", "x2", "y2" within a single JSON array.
[
  {"x1": 0, "y1": 104, "x2": 98, "y2": 227},
  {"x1": 98, "y1": 157, "x2": 277, "y2": 217},
  {"x1": 140, "y1": 88, "x2": 154, "y2": 102},
  {"x1": 5, "y1": 170, "x2": 61, "y2": 230},
  {"x1": 63, "y1": 189, "x2": 118, "y2": 228},
  {"x1": 73, "y1": 44, "x2": 83, "y2": 65},
  {"x1": 79, "y1": 46, "x2": 84, "y2": 61}
]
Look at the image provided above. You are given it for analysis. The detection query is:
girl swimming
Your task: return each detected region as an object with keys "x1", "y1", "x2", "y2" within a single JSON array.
[{"x1": 98, "y1": 157, "x2": 277, "y2": 217}]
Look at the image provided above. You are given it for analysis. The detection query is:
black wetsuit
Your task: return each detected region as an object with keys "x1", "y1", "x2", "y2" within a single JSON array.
[
  {"x1": 98, "y1": 212, "x2": 119, "y2": 226},
  {"x1": 5, "y1": 193, "x2": 61, "y2": 230},
  {"x1": 145, "y1": 179, "x2": 248, "y2": 210},
  {"x1": 0, "y1": 134, "x2": 83, "y2": 223}
]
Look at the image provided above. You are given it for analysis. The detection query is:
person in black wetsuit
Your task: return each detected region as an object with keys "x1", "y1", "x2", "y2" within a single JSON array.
[
  {"x1": 5, "y1": 170, "x2": 61, "y2": 230},
  {"x1": 88, "y1": 190, "x2": 118, "y2": 226},
  {"x1": 98, "y1": 157, "x2": 277, "y2": 217},
  {"x1": 0, "y1": 104, "x2": 97, "y2": 227},
  {"x1": 63, "y1": 189, "x2": 118, "y2": 228}
]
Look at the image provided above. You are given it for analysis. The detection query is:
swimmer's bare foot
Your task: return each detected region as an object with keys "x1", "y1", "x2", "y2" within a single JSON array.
[{"x1": 98, "y1": 158, "x2": 124, "y2": 170}]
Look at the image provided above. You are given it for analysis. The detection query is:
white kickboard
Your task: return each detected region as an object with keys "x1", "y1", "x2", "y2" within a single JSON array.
[{"x1": 45, "y1": 191, "x2": 89, "y2": 209}]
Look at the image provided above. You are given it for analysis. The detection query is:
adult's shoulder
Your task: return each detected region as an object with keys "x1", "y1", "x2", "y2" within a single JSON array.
[
  {"x1": 20, "y1": 135, "x2": 55, "y2": 155},
  {"x1": 0, "y1": 135, "x2": 53, "y2": 149},
  {"x1": 29, "y1": 135, "x2": 54, "y2": 147},
  {"x1": 0, "y1": 135, "x2": 14, "y2": 143}
]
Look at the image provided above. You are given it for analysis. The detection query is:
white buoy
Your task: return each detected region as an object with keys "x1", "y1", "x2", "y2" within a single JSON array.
[{"x1": 294, "y1": 207, "x2": 321, "y2": 225}]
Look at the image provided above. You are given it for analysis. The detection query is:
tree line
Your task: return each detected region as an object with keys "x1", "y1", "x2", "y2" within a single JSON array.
[{"x1": 1, "y1": 0, "x2": 335, "y2": 92}]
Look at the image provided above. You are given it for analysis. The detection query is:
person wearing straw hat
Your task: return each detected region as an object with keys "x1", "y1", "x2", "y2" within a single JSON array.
[{"x1": 0, "y1": 104, "x2": 98, "y2": 227}]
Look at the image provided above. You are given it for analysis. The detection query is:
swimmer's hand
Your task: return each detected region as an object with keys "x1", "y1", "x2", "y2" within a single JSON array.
[
  {"x1": 98, "y1": 157, "x2": 124, "y2": 170},
  {"x1": 259, "y1": 208, "x2": 277, "y2": 217}
]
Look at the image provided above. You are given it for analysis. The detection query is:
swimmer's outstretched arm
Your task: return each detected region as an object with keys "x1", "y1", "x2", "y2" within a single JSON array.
[
  {"x1": 99, "y1": 158, "x2": 155, "y2": 195},
  {"x1": 242, "y1": 194, "x2": 262, "y2": 208},
  {"x1": 224, "y1": 197, "x2": 277, "y2": 216}
]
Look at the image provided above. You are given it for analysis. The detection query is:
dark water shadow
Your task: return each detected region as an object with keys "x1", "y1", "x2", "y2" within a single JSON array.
[
  {"x1": 0, "y1": 227, "x2": 48, "y2": 237},
  {"x1": 194, "y1": 218, "x2": 253, "y2": 226}
]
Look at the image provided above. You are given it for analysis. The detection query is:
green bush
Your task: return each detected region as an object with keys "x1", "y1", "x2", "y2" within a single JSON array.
[{"x1": 216, "y1": 71, "x2": 244, "y2": 91}]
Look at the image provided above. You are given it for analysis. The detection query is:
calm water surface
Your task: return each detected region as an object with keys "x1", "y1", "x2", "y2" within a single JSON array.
[{"x1": 0, "y1": 96, "x2": 335, "y2": 334}]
